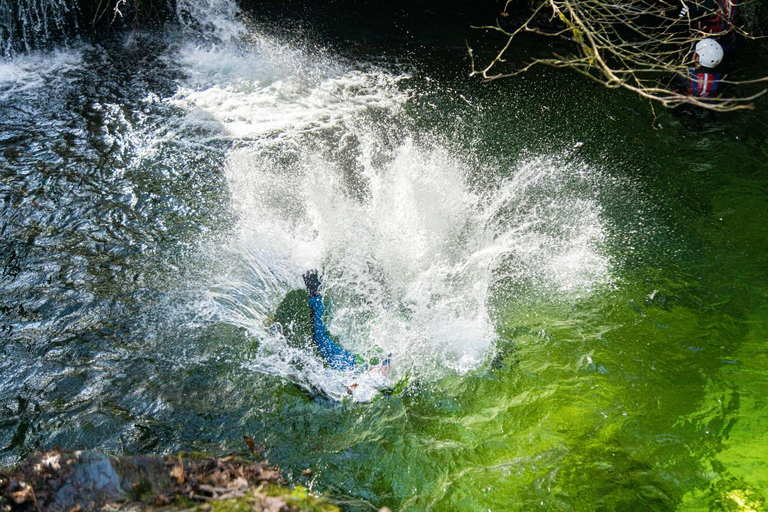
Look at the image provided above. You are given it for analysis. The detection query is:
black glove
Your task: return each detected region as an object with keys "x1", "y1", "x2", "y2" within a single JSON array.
[{"x1": 303, "y1": 270, "x2": 322, "y2": 297}]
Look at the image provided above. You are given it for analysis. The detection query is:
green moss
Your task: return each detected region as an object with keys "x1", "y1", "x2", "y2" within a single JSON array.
[
  {"x1": 114, "y1": 455, "x2": 175, "y2": 503},
  {"x1": 207, "y1": 495, "x2": 259, "y2": 511},
  {"x1": 177, "y1": 485, "x2": 339, "y2": 512},
  {"x1": 130, "y1": 479, "x2": 155, "y2": 502},
  {"x1": 266, "y1": 485, "x2": 340, "y2": 512},
  {"x1": 176, "y1": 451, "x2": 216, "y2": 460},
  {"x1": 172, "y1": 496, "x2": 197, "y2": 509}
]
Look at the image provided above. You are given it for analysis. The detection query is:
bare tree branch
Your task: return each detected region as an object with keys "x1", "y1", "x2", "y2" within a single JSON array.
[{"x1": 468, "y1": 0, "x2": 768, "y2": 112}]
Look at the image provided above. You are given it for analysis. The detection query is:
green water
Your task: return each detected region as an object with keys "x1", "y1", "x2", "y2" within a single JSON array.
[
  {"x1": 1, "y1": 1, "x2": 768, "y2": 510},
  {"x1": 249, "y1": 89, "x2": 768, "y2": 509}
]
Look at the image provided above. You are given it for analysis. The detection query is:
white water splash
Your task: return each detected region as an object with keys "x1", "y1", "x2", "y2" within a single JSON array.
[
  {"x1": 0, "y1": 47, "x2": 82, "y2": 101},
  {"x1": 175, "y1": 0, "x2": 242, "y2": 43},
  {"x1": 166, "y1": 0, "x2": 612, "y2": 400}
]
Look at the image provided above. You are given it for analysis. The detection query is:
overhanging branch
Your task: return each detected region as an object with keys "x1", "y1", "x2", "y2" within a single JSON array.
[{"x1": 468, "y1": 0, "x2": 768, "y2": 112}]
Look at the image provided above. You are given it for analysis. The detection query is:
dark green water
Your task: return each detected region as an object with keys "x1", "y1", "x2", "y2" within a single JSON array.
[{"x1": 1, "y1": 1, "x2": 767, "y2": 510}]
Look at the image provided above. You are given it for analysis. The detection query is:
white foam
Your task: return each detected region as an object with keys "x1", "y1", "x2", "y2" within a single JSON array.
[
  {"x1": 210, "y1": 141, "x2": 612, "y2": 399},
  {"x1": 175, "y1": 0, "x2": 243, "y2": 43},
  {"x1": 166, "y1": 0, "x2": 613, "y2": 400},
  {"x1": 0, "y1": 47, "x2": 83, "y2": 101},
  {"x1": 166, "y1": 34, "x2": 408, "y2": 143}
]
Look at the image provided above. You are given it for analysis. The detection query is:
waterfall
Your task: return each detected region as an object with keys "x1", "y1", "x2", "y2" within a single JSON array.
[
  {"x1": 0, "y1": 0, "x2": 241, "y2": 56},
  {"x1": 0, "y1": 0, "x2": 79, "y2": 56}
]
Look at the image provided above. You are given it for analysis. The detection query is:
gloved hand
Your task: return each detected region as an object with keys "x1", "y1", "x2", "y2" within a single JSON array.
[{"x1": 303, "y1": 270, "x2": 322, "y2": 297}]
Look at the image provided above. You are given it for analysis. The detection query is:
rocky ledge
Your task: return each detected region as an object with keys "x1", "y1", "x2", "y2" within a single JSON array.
[{"x1": 0, "y1": 450, "x2": 339, "y2": 511}]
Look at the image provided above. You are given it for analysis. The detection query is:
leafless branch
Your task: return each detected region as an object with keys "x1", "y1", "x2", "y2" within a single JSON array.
[{"x1": 468, "y1": 0, "x2": 768, "y2": 112}]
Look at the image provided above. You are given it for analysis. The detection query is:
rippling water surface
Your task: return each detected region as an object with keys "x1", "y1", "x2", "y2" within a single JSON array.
[{"x1": 1, "y1": 0, "x2": 767, "y2": 509}]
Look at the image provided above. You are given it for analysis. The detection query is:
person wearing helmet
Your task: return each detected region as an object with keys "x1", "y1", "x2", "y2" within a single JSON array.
[
  {"x1": 303, "y1": 269, "x2": 390, "y2": 374},
  {"x1": 678, "y1": 38, "x2": 725, "y2": 98},
  {"x1": 695, "y1": 38, "x2": 724, "y2": 68}
]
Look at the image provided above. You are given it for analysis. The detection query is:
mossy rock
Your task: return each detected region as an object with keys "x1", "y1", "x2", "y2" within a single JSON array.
[
  {"x1": 0, "y1": 450, "x2": 339, "y2": 511},
  {"x1": 202, "y1": 485, "x2": 339, "y2": 512}
]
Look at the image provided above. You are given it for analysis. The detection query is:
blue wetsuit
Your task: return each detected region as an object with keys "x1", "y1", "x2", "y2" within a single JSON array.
[{"x1": 309, "y1": 295, "x2": 357, "y2": 370}]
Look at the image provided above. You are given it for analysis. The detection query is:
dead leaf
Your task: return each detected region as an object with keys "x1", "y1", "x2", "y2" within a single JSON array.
[
  {"x1": 170, "y1": 454, "x2": 185, "y2": 485},
  {"x1": 8, "y1": 480, "x2": 34, "y2": 505},
  {"x1": 263, "y1": 496, "x2": 288, "y2": 512},
  {"x1": 244, "y1": 436, "x2": 256, "y2": 456},
  {"x1": 197, "y1": 484, "x2": 216, "y2": 496}
]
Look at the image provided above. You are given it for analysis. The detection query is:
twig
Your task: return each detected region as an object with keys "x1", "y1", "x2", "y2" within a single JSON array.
[{"x1": 470, "y1": 0, "x2": 768, "y2": 112}]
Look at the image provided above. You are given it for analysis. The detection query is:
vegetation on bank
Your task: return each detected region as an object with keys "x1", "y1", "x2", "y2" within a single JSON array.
[{"x1": 0, "y1": 450, "x2": 341, "y2": 511}]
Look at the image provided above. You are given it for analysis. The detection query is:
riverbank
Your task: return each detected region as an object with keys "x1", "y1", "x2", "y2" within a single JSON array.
[{"x1": 0, "y1": 450, "x2": 340, "y2": 511}]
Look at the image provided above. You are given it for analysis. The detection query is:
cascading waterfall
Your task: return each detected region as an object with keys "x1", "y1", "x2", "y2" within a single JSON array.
[{"x1": 0, "y1": 0, "x2": 78, "y2": 56}]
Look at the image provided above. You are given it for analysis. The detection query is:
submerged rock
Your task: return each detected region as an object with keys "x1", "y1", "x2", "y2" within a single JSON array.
[{"x1": 0, "y1": 450, "x2": 338, "y2": 511}]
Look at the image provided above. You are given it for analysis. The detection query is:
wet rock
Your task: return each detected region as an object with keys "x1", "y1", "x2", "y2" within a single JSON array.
[{"x1": 53, "y1": 452, "x2": 122, "y2": 509}]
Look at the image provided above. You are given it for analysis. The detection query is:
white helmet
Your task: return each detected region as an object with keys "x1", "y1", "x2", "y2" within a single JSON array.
[{"x1": 695, "y1": 38, "x2": 724, "y2": 68}]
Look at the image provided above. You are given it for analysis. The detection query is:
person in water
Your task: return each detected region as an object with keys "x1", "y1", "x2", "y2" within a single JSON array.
[
  {"x1": 680, "y1": 38, "x2": 725, "y2": 98},
  {"x1": 303, "y1": 269, "x2": 390, "y2": 375}
]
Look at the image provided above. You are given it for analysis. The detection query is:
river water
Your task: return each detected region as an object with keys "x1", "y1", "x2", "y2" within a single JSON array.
[{"x1": 1, "y1": 0, "x2": 767, "y2": 510}]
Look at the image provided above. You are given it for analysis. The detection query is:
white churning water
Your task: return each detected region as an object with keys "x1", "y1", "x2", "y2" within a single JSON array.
[
  {"x1": 167, "y1": 0, "x2": 613, "y2": 400},
  {"x1": 0, "y1": 0, "x2": 613, "y2": 401},
  {"x1": 0, "y1": 46, "x2": 82, "y2": 100}
]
